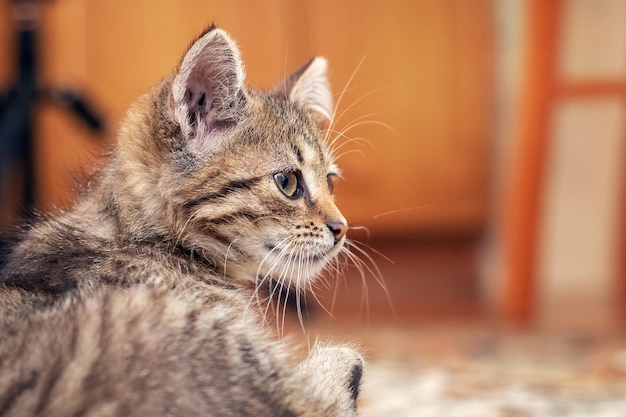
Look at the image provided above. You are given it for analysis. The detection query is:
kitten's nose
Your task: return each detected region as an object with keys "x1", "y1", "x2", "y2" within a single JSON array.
[{"x1": 327, "y1": 221, "x2": 348, "y2": 243}]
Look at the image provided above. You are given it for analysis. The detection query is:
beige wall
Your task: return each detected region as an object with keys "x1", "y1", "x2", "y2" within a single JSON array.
[{"x1": 538, "y1": 0, "x2": 626, "y2": 326}]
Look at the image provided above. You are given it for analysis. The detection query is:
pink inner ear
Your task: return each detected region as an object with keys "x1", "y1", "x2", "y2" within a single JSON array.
[
  {"x1": 184, "y1": 77, "x2": 226, "y2": 137},
  {"x1": 281, "y1": 57, "x2": 333, "y2": 124},
  {"x1": 185, "y1": 81, "x2": 210, "y2": 127},
  {"x1": 172, "y1": 28, "x2": 245, "y2": 150},
  {"x1": 185, "y1": 89, "x2": 208, "y2": 124}
]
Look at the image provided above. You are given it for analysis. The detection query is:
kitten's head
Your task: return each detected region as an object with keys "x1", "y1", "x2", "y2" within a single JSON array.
[{"x1": 115, "y1": 26, "x2": 346, "y2": 289}]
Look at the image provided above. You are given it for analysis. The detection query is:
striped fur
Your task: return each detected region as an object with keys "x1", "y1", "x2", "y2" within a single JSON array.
[
  {"x1": 0, "y1": 26, "x2": 361, "y2": 416},
  {"x1": 0, "y1": 287, "x2": 363, "y2": 417}
]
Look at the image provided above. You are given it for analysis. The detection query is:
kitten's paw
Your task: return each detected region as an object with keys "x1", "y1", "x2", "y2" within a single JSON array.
[
  {"x1": 291, "y1": 345, "x2": 364, "y2": 416},
  {"x1": 310, "y1": 346, "x2": 364, "y2": 402}
]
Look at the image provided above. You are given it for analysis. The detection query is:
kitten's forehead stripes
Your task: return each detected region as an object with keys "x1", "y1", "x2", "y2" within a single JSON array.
[
  {"x1": 205, "y1": 210, "x2": 267, "y2": 226},
  {"x1": 182, "y1": 176, "x2": 263, "y2": 210},
  {"x1": 291, "y1": 144, "x2": 304, "y2": 165},
  {"x1": 290, "y1": 132, "x2": 332, "y2": 174}
]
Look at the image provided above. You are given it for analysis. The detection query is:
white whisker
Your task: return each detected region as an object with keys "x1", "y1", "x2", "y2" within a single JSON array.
[
  {"x1": 345, "y1": 239, "x2": 396, "y2": 319},
  {"x1": 339, "y1": 243, "x2": 371, "y2": 321},
  {"x1": 277, "y1": 248, "x2": 297, "y2": 337},
  {"x1": 347, "y1": 225, "x2": 371, "y2": 241},
  {"x1": 256, "y1": 237, "x2": 294, "y2": 318},
  {"x1": 347, "y1": 238, "x2": 395, "y2": 266},
  {"x1": 371, "y1": 205, "x2": 433, "y2": 221},
  {"x1": 329, "y1": 113, "x2": 395, "y2": 151},
  {"x1": 324, "y1": 52, "x2": 369, "y2": 145}
]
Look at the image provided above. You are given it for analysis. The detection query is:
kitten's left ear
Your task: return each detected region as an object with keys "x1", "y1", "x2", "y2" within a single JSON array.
[
  {"x1": 276, "y1": 57, "x2": 333, "y2": 128},
  {"x1": 171, "y1": 26, "x2": 245, "y2": 152}
]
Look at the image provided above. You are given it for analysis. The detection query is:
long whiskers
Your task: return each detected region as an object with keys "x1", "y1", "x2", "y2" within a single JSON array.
[
  {"x1": 323, "y1": 52, "x2": 369, "y2": 146},
  {"x1": 249, "y1": 235, "x2": 304, "y2": 337},
  {"x1": 328, "y1": 109, "x2": 395, "y2": 148},
  {"x1": 329, "y1": 81, "x2": 403, "y2": 138},
  {"x1": 316, "y1": 235, "x2": 396, "y2": 323},
  {"x1": 248, "y1": 235, "x2": 292, "y2": 310},
  {"x1": 346, "y1": 239, "x2": 395, "y2": 319},
  {"x1": 329, "y1": 118, "x2": 395, "y2": 153}
]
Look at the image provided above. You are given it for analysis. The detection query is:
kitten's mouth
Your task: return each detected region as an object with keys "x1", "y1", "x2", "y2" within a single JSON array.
[{"x1": 263, "y1": 243, "x2": 340, "y2": 264}]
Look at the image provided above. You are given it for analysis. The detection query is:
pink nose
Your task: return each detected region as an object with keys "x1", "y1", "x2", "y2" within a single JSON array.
[{"x1": 327, "y1": 221, "x2": 348, "y2": 243}]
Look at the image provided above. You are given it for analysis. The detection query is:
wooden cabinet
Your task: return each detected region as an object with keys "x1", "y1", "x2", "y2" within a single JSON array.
[
  {"x1": 302, "y1": 1, "x2": 493, "y2": 236},
  {"x1": 1, "y1": 0, "x2": 493, "y2": 239}
]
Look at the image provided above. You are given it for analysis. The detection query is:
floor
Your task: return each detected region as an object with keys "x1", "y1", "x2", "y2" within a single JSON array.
[
  {"x1": 306, "y1": 320, "x2": 626, "y2": 417},
  {"x1": 285, "y1": 239, "x2": 624, "y2": 416}
]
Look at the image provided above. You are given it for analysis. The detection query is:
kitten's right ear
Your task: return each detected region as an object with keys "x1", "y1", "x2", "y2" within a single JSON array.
[
  {"x1": 171, "y1": 25, "x2": 245, "y2": 153},
  {"x1": 275, "y1": 57, "x2": 333, "y2": 130}
]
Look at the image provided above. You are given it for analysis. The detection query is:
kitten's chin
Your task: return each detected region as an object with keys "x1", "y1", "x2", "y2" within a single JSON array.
[{"x1": 252, "y1": 248, "x2": 338, "y2": 289}]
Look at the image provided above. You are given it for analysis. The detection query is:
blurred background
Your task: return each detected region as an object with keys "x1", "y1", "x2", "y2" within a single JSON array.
[
  {"x1": 0, "y1": 0, "x2": 626, "y2": 325},
  {"x1": 2, "y1": 0, "x2": 625, "y2": 328},
  {"x1": 2, "y1": 0, "x2": 626, "y2": 414}
]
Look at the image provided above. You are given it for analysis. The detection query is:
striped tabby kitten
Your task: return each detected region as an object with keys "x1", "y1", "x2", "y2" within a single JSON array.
[{"x1": 0, "y1": 26, "x2": 363, "y2": 416}]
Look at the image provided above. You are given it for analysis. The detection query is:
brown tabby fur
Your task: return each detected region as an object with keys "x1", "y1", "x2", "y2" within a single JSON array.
[{"x1": 0, "y1": 25, "x2": 363, "y2": 416}]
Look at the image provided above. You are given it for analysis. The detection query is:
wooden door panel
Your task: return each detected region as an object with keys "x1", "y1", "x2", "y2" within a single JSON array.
[{"x1": 301, "y1": 0, "x2": 493, "y2": 235}]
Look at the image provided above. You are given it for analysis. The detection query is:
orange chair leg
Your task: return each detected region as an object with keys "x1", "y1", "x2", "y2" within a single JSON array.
[{"x1": 503, "y1": 0, "x2": 562, "y2": 322}]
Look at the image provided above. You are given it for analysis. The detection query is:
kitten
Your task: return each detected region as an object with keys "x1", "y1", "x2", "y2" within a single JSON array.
[{"x1": 0, "y1": 25, "x2": 363, "y2": 416}]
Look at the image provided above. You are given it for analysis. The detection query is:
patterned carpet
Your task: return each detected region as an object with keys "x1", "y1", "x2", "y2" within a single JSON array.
[{"x1": 315, "y1": 322, "x2": 626, "y2": 417}]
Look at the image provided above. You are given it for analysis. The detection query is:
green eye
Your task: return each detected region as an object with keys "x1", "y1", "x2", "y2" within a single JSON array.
[{"x1": 274, "y1": 171, "x2": 300, "y2": 198}]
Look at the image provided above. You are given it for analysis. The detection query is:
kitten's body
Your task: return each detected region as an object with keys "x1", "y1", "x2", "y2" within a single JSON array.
[
  {"x1": 0, "y1": 26, "x2": 362, "y2": 416},
  {"x1": 1, "y1": 288, "x2": 361, "y2": 417}
]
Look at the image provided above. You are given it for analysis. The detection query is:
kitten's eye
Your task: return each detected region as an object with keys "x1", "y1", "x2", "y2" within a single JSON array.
[
  {"x1": 274, "y1": 171, "x2": 300, "y2": 198},
  {"x1": 327, "y1": 174, "x2": 336, "y2": 194}
]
